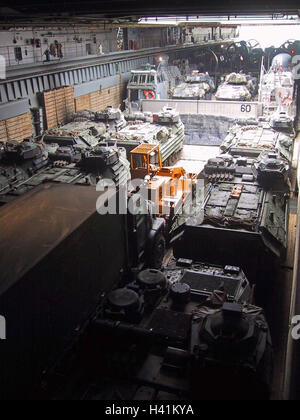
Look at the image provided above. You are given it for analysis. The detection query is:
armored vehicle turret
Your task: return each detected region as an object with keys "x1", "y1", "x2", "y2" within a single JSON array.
[
  {"x1": 269, "y1": 108, "x2": 295, "y2": 133},
  {"x1": 95, "y1": 106, "x2": 127, "y2": 132},
  {"x1": 0, "y1": 140, "x2": 48, "y2": 198}
]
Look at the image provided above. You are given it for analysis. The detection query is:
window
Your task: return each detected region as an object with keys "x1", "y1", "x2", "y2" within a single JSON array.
[
  {"x1": 14, "y1": 47, "x2": 22, "y2": 61},
  {"x1": 149, "y1": 75, "x2": 155, "y2": 84},
  {"x1": 86, "y1": 44, "x2": 92, "y2": 55},
  {"x1": 140, "y1": 75, "x2": 147, "y2": 84},
  {"x1": 131, "y1": 74, "x2": 139, "y2": 84}
]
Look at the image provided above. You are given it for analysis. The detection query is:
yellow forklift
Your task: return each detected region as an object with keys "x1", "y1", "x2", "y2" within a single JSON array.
[{"x1": 130, "y1": 143, "x2": 196, "y2": 235}]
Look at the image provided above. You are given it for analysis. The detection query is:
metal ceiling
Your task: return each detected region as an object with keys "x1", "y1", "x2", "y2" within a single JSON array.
[{"x1": 0, "y1": 1, "x2": 299, "y2": 27}]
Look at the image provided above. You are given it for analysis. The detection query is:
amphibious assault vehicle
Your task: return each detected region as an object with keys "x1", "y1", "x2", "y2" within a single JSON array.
[
  {"x1": 220, "y1": 123, "x2": 294, "y2": 162},
  {"x1": 173, "y1": 155, "x2": 289, "y2": 291},
  {"x1": 41, "y1": 260, "x2": 272, "y2": 401},
  {"x1": 0, "y1": 145, "x2": 131, "y2": 206},
  {"x1": 43, "y1": 107, "x2": 126, "y2": 157},
  {"x1": 171, "y1": 71, "x2": 215, "y2": 100},
  {"x1": 215, "y1": 73, "x2": 257, "y2": 101},
  {"x1": 105, "y1": 107, "x2": 185, "y2": 165}
]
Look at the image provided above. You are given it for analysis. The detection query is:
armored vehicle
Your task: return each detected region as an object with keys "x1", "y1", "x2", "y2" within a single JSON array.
[
  {"x1": 0, "y1": 145, "x2": 130, "y2": 206},
  {"x1": 215, "y1": 73, "x2": 255, "y2": 101},
  {"x1": 171, "y1": 71, "x2": 215, "y2": 100},
  {"x1": 0, "y1": 181, "x2": 166, "y2": 400},
  {"x1": 0, "y1": 140, "x2": 48, "y2": 197},
  {"x1": 45, "y1": 114, "x2": 106, "y2": 148},
  {"x1": 253, "y1": 152, "x2": 290, "y2": 191},
  {"x1": 95, "y1": 106, "x2": 127, "y2": 132},
  {"x1": 220, "y1": 123, "x2": 294, "y2": 162},
  {"x1": 105, "y1": 107, "x2": 184, "y2": 165},
  {"x1": 269, "y1": 108, "x2": 295, "y2": 133},
  {"x1": 42, "y1": 260, "x2": 272, "y2": 401},
  {"x1": 44, "y1": 107, "x2": 126, "y2": 158},
  {"x1": 126, "y1": 56, "x2": 181, "y2": 110},
  {"x1": 173, "y1": 155, "x2": 289, "y2": 290}
]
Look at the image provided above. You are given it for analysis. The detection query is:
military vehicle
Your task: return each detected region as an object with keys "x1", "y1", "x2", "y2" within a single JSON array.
[
  {"x1": 95, "y1": 106, "x2": 127, "y2": 132},
  {"x1": 220, "y1": 123, "x2": 294, "y2": 162},
  {"x1": 269, "y1": 108, "x2": 295, "y2": 133},
  {"x1": 171, "y1": 71, "x2": 215, "y2": 100},
  {"x1": 260, "y1": 57, "x2": 294, "y2": 107},
  {"x1": 0, "y1": 140, "x2": 48, "y2": 197},
  {"x1": 215, "y1": 73, "x2": 256, "y2": 101},
  {"x1": 126, "y1": 56, "x2": 181, "y2": 111},
  {"x1": 41, "y1": 259, "x2": 272, "y2": 401},
  {"x1": 0, "y1": 180, "x2": 166, "y2": 400},
  {"x1": 253, "y1": 152, "x2": 291, "y2": 191},
  {"x1": 105, "y1": 107, "x2": 185, "y2": 165},
  {"x1": 44, "y1": 107, "x2": 126, "y2": 158},
  {"x1": 45, "y1": 114, "x2": 106, "y2": 148},
  {"x1": 0, "y1": 145, "x2": 131, "y2": 205},
  {"x1": 173, "y1": 154, "x2": 289, "y2": 292}
]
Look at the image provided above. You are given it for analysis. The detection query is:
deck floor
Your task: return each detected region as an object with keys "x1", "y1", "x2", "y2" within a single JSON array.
[{"x1": 175, "y1": 145, "x2": 219, "y2": 174}]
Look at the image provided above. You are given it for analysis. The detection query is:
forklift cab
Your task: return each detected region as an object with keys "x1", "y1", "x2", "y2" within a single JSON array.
[{"x1": 130, "y1": 144, "x2": 162, "y2": 180}]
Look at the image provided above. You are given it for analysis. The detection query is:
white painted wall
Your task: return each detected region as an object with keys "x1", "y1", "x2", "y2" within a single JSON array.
[{"x1": 141, "y1": 99, "x2": 263, "y2": 119}]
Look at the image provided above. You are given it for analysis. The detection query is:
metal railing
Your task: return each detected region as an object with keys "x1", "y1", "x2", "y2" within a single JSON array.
[{"x1": 0, "y1": 41, "x2": 118, "y2": 68}]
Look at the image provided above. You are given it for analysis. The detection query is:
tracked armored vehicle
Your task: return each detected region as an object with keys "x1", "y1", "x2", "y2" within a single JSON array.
[
  {"x1": 95, "y1": 106, "x2": 127, "y2": 132},
  {"x1": 42, "y1": 260, "x2": 272, "y2": 401},
  {"x1": 45, "y1": 114, "x2": 106, "y2": 148},
  {"x1": 173, "y1": 155, "x2": 289, "y2": 292},
  {"x1": 0, "y1": 145, "x2": 130, "y2": 205},
  {"x1": 43, "y1": 107, "x2": 126, "y2": 159},
  {"x1": 215, "y1": 73, "x2": 256, "y2": 101},
  {"x1": 220, "y1": 123, "x2": 294, "y2": 162},
  {"x1": 0, "y1": 140, "x2": 48, "y2": 198},
  {"x1": 171, "y1": 71, "x2": 215, "y2": 100},
  {"x1": 105, "y1": 107, "x2": 184, "y2": 165}
]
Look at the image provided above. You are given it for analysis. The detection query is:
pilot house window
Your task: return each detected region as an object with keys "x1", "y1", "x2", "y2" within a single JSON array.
[{"x1": 140, "y1": 75, "x2": 147, "y2": 84}]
